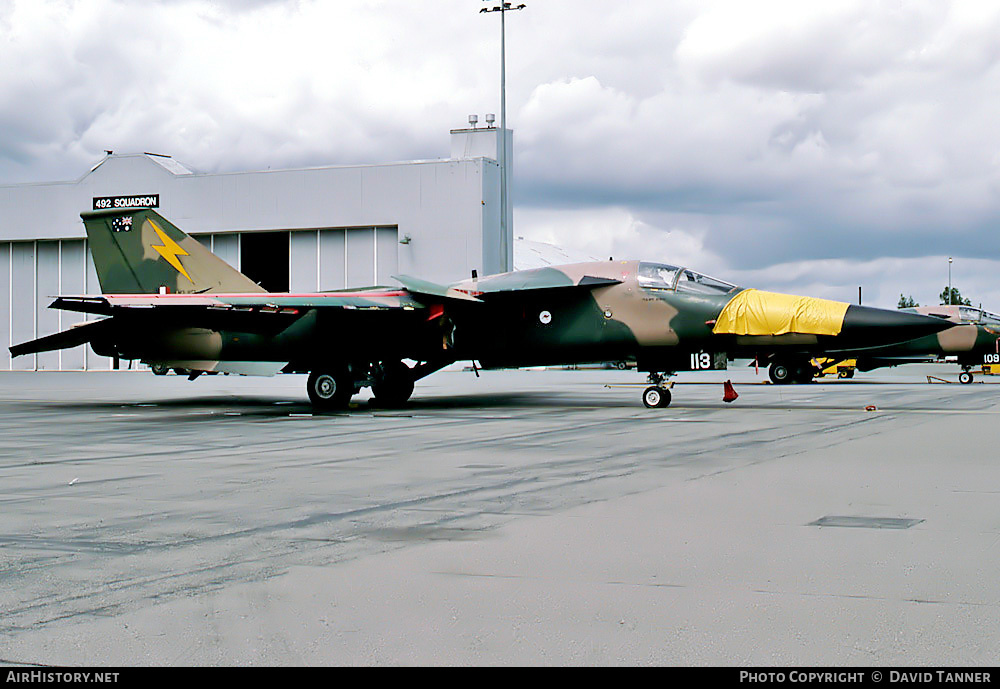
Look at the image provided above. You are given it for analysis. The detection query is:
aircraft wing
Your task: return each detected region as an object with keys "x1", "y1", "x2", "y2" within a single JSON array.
[
  {"x1": 43, "y1": 291, "x2": 427, "y2": 333},
  {"x1": 12, "y1": 289, "x2": 435, "y2": 359},
  {"x1": 394, "y1": 271, "x2": 623, "y2": 305},
  {"x1": 52, "y1": 288, "x2": 424, "y2": 313},
  {"x1": 471, "y1": 274, "x2": 622, "y2": 296},
  {"x1": 392, "y1": 275, "x2": 484, "y2": 302}
]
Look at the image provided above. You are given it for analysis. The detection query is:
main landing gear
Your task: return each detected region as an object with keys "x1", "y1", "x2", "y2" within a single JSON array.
[
  {"x1": 370, "y1": 360, "x2": 415, "y2": 407},
  {"x1": 307, "y1": 368, "x2": 354, "y2": 409},
  {"x1": 642, "y1": 372, "x2": 673, "y2": 408},
  {"x1": 306, "y1": 359, "x2": 449, "y2": 410},
  {"x1": 768, "y1": 357, "x2": 818, "y2": 385}
]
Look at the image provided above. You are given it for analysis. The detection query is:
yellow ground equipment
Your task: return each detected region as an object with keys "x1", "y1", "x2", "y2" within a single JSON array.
[{"x1": 811, "y1": 358, "x2": 857, "y2": 379}]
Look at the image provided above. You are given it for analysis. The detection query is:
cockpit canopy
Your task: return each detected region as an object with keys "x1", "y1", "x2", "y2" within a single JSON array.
[
  {"x1": 637, "y1": 262, "x2": 740, "y2": 296},
  {"x1": 960, "y1": 306, "x2": 1000, "y2": 326},
  {"x1": 906, "y1": 305, "x2": 1000, "y2": 326}
]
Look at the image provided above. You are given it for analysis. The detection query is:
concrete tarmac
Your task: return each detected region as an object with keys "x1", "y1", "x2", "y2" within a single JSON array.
[{"x1": 0, "y1": 365, "x2": 998, "y2": 665}]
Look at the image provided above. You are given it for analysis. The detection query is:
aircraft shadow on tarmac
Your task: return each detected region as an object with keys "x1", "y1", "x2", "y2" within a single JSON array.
[
  {"x1": 20, "y1": 391, "x2": 647, "y2": 418},
  {"x1": 16, "y1": 389, "x2": 968, "y2": 417}
]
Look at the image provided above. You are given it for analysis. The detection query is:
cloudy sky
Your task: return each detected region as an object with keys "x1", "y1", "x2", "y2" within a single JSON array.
[{"x1": 3, "y1": 0, "x2": 1000, "y2": 308}]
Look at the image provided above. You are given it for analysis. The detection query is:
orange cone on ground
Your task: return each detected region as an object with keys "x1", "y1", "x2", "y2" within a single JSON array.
[{"x1": 723, "y1": 380, "x2": 738, "y2": 403}]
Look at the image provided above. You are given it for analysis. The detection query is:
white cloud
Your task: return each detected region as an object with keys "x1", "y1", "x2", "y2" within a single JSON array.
[
  {"x1": 731, "y1": 255, "x2": 1000, "y2": 312},
  {"x1": 511, "y1": 2, "x2": 1000, "y2": 274},
  {"x1": 515, "y1": 206, "x2": 1000, "y2": 310},
  {"x1": 0, "y1": 0, "x2": 496, "y2": 179},
  {"x1": 515, "y1": 206, "x2": 725, "y2": 275},
  {"x1": 676, "y1": 0, "x2": 941, "y2": 92},
  {"x1": 2, "y1": 0, "x2": 1000, "y2": 306}
]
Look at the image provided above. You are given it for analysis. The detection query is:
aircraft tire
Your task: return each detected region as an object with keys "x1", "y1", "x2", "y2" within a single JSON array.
[
  {"x1": 307, "y1": 369, "x2": 353, "y2": 409},
  {"x1": 959, "y1": 370, "x2": 974, "y2": 385},
  {"x1": 768, "y1": 362, "x2": 794, "y2": 385},
  {"x1": 371, "y1": 361, "x2": 415, "y2": 407},
  {"x1": 642, "y1": 386, "x2": 671, "y2": 408},
  {"x1": 793, "y1": 365, "x2": 815, "y2": 384},
  {"x1": 150, "y1": 363, "x2": 169, "y2": 376}
]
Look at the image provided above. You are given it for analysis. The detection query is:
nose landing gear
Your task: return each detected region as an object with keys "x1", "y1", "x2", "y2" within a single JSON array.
[{"x1": 642, "y1": 372, "x2": 673, "y2": 408}]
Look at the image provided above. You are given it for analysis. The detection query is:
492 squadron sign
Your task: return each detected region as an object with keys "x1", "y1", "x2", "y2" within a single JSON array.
[{"x1": 92, "y1": 194, "x2": 159, "y2": 210}]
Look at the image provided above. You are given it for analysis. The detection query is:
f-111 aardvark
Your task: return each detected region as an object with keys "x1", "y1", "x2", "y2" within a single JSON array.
[
  {"x1": 10, "y1": 208, "x2": 953, "y2": 409},
  {"x1": 776, "y1": 304, "x2": 1000, "y2": 385}
]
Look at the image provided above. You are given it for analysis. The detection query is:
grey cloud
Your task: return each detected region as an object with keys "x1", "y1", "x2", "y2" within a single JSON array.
[
  {"x1": 676, "y1": 2, "x2": 945, "y2": 93},
  {"x1": 2, "y1": 0, "x2": 1000, "y2": 306}
]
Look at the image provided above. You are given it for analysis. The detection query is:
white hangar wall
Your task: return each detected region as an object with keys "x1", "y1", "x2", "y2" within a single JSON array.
[{"x1": 0, "y1": 126, "x2": 512, "y2": 370}]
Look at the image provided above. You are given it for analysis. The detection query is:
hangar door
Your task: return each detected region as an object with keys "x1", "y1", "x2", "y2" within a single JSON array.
[
  {"x1": 199, "y1": 226, "x2": 398, "y2": 293},
  {"x1": 1, "y1": 227, "x2": 398, "y2": 370},
  {"x1": 1, "y1": 239, "x2": 110, "y2": 371}
]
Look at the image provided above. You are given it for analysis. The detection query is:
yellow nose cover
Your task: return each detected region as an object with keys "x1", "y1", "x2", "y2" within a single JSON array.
[{"x1": 712, "y1": 289, "x2": 850, "y2": 336}]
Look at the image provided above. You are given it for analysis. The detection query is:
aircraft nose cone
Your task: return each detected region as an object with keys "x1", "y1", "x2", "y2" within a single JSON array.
[{"x1": 840, "y1": 305, "x2": 953, "y2": 346}]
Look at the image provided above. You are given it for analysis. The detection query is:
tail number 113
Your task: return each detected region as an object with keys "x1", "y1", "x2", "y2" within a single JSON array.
[{"x1": 690, "y1": 352, "x2": 713, "y2": 369}]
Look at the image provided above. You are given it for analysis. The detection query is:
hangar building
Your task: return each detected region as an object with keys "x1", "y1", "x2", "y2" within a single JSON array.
[{"x1": 0, "y1": 123, "x2": 513, "y2": 371}]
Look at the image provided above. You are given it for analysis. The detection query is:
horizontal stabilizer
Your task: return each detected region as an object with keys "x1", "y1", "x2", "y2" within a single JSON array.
[
  {"x1": 49, "y1": 296, "x2": 114, "y2": 316},
  {"x1": 9, "y1": 319, "x2": 114, "y2": 357}
]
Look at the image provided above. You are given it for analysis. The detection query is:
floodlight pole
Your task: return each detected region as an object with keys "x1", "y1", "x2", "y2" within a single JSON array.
[
  {"x1": 481, "y1": 2, "x2": 526, "y2": 273},
  {"x1": 948, "y1": 256, "x2": 953, "y2": 305}
]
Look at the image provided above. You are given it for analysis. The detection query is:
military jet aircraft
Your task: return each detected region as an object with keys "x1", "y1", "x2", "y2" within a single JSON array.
[
  {"x1": 768, "y1": 304, "x2": 1000, "y2": 385},
  {"x1": 10, "y1": 208, "x2": 953, "y2": 409}
]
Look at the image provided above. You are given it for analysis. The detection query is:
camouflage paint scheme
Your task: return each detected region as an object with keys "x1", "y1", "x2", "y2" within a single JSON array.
[
  {"x1": 845, "y1": 305, "x2": 1000, "y2": 380},
  {"x1": 10, "y1": 208, "x2": 954, "y2": 408},
  {"x1": 436, "y1": 262, "x2": 951, "y2": 374}
]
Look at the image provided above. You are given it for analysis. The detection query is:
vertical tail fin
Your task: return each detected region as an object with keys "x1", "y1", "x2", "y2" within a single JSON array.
[{"x1": 81, "y1": 208, "x2": 265, "y2": 294}]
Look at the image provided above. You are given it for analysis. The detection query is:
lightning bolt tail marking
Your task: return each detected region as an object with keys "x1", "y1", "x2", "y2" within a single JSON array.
[{"x1": 149, "y1": 220, "x2": 193, "y2": 283}]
